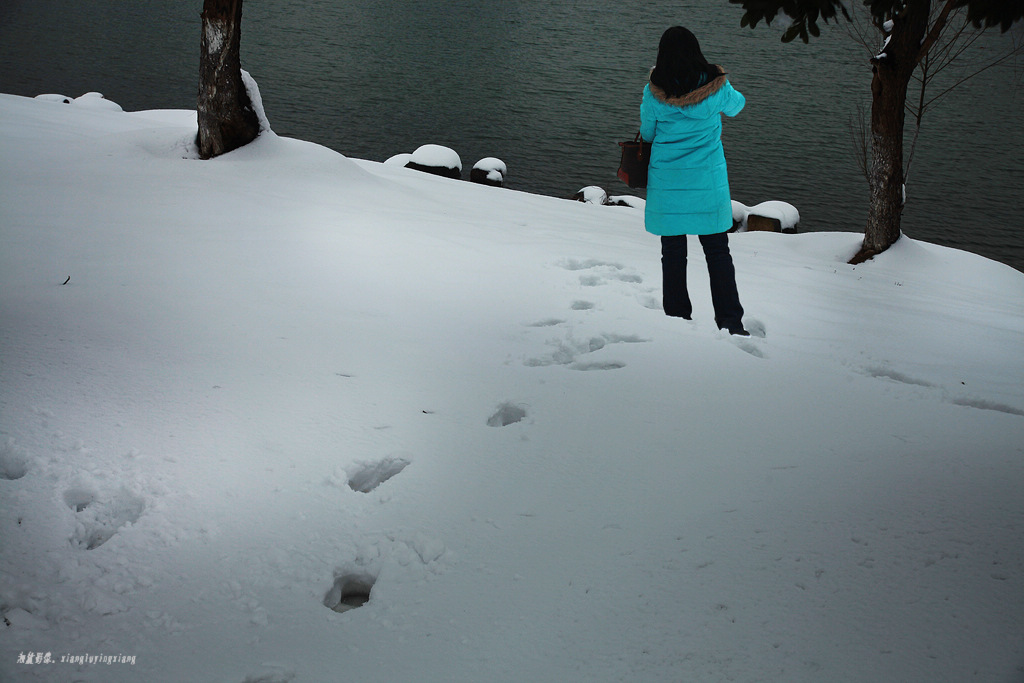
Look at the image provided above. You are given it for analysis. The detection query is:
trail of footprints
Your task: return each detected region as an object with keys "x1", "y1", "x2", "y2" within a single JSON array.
[
  {"x1": 0, "y1": 435, "x2": 151, "y2": 552},
  {"x1": 324, "y1": 395, "x2": 545, "y2": 614},
  {"x1": 6, "y1": 255, "x2": 775, "y2": 631},
  {"x1": 324, "y1": 453, "x2": 446, "y2": 614},
  {"x1": 522, "y1": 258, "x2": 656, "y2": 370},
  {"x1": 534, "y1": 256, "x2": 769, "y2": 360},
  {"x1": 525, "y1": 256, "x2": 768, "y2": 365},
  {"x1": 321, "y1": 457, "x2": 413, "y2": 613}
]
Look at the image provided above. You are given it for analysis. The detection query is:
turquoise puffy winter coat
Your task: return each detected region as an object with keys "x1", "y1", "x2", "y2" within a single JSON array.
[{"x1": 640, "y1": 67, "x2": 745, "y2": 236}]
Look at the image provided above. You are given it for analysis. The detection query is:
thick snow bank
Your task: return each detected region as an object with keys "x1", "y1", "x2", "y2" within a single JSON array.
[{"x1": 1, "y1": 92, "x2": 1023, "y2": 683}]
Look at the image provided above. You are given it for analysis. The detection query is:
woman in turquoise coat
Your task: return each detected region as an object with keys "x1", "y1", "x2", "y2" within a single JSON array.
[{"x1": 641, "y1": 26, "x2": 748, "y2": 336}]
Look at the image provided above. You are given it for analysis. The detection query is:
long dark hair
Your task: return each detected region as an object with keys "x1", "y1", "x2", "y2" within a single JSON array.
[{"x1": 650, "y1": 26, "x2": 720, "y2": 98}]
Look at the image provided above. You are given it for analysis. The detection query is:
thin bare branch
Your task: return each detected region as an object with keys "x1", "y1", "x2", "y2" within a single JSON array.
[
  {"x1": 917, "y1": 0, "x2": 958, "y2": 67},
  {"x1": 849, "y1": 101, "x2": 870, "y2": 183},
  {"x1": 922, "y1": 46, "x2": 1024, "y2": 110}
]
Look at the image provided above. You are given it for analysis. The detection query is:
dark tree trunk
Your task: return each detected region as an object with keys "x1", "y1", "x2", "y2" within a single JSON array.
[
  {"x1": 853, "y1": 0, "x2": 931, "y2": 263},
  {"x1": 197, "y1": 0, "x2": 260, "y2": 159}
]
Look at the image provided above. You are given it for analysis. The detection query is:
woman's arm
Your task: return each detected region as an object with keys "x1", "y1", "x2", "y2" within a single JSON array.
[
  {"x1": 721, "y1": 82, "x2": 745, "y2": 118},
  {"x1": 640, "y1": 86, "x2": 658, "y2": 142}
]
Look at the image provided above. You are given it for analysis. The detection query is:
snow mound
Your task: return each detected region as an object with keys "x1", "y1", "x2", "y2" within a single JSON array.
[
  {"x1": 473, "y1": 156, "x2": 507, "y2": 177},
  {"x1": 575, "y1": 186, "x2": 609, "y2": 204},
  {"x1": 409, "y1": 144, "x2": 462, "y2": 172},
  {"x1": 384, "y1": 152, "x2": 413, "y2": 166},
  {"x1": 34, "y1": 91, "x2": 123, "y2": 111}
]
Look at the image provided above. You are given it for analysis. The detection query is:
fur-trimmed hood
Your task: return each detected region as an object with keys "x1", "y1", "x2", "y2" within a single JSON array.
[{"x1": 648, "y1": 65, "x2": 729, "y2": 108}]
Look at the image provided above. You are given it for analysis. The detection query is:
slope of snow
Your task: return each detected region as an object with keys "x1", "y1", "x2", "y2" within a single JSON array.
[{"x1": 1, "y1": 93, "x2": 1023, "y2": 683}]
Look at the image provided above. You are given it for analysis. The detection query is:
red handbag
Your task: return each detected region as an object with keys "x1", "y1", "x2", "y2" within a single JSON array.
[{"x1": 617, "y1": 132, "x2": 652, "y2": 189}]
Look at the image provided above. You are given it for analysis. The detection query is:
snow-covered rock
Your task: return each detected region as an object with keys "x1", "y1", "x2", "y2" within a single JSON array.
[
  {"x1": 384, "y1": 152, "x2": 413, "y2": 167},
  {"x1": 405, "y1": 143, "x2": 462, "y2": 179},
  {"x1": 732, "y1": 199, "x2": 800, "y2": 233},
  {"x1": 470, "y1": 157, "x2": 507, "y2": 187},
  {"x1": 72, "y1": 92, "x2": 123, "y2": 112},
  {"x1": 573, "y1": 185, "x2": 609, "y2": 205},
  {"x1": 607, "y1": 195, "x2": 645, "y2": 209}
]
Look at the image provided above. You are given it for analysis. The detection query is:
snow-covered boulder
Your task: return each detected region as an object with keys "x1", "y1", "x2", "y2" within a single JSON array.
[
  {"x1": 35, "y1": 94, "x2": 73, "y2": 104},
  {"x1": 35, "y1": 92, "x2": 123, "y2": 111},
  {"x1": 571, "y1": 187, "x2": 644, "y2": 208},
  {"x1": 470, "y1": 157, "x2": 507, "y2": 187},
  {"x1": 384, "y1": 153, "x2": 413, "y2": 167},
  {"x1": 405, "y1": 144, "x2": 462, "y2": 180},
  {"x1": 607, "y1": 195, "x2": 645, "y2": 209},
  {"x1": 750, "y1": 201, "x2": 800, "y2": 233},
  {"x1": 731, "y1": 200, "x2": 800, "y2": 233},
  {"x1": 572, "y1": 186, "x2": 609, "y2": 205},
  {"x1": 71, "y1": 92, "x2": 124, "y2": 112}
]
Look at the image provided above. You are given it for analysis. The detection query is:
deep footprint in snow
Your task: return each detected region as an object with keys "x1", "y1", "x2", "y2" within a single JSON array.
[
  {"x1": 346, "y1": 456, "x2": 411, "y2": 493},
  {"x1": 559, "y1": 258, "x2": 625, "y2": 271},
  {"x1": 638, "y1": 295, "x2": 662, "y2": 310},
  {"x1": 745, "y1": 318, "x2": 767, "y2": 338},
  {"x1": 70, "y1": 490, "x2": 146, "y2": 550},
  {"x1": 63, "y1": 487, "x2": 97, "y2": 513},
  {"x1": 323, "y1": 571, "x2": 377, "y2": 614},
  {"x1": 487, "y1": 402, "x2": 527, "y2": 427},
  {"x1": 525, "y1": 333, "x2": 649, "y2": 368},
  {"x1": 526, "y1": 318, "x2": 566, "y2": 328},
  {"x1": 571, "y1": 361, "x2": 626, "y2": 371},
  {"x1": 0, "y1": 440, "x2": 30, "y2": 480},
  {"x1": 724, "y1": 319, "x2": 767, "y2": 358},
  {"x1": 559, "y1": 258, "x2": 644, "y2": 289},
  {"x1": 732, "y1": 338, "x2": 765, "y2": 359}
]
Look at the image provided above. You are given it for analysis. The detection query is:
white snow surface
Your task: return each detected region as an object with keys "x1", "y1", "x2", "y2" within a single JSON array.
[{"x1": 1, "y1": 92, "x2": 1023, "y2": 683}]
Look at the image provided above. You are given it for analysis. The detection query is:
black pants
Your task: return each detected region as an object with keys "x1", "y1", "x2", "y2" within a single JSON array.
[{"x1": 661, "y1": 232, "x2": 744, "y2": 331}]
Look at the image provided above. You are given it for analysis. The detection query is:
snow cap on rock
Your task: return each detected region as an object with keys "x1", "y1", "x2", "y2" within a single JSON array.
[{"x1": 410, "y1": 144, "x2": 462, "y2": 172}]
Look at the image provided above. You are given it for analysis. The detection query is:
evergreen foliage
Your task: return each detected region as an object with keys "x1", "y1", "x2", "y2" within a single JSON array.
[{"x1": 730, "y1": 0, "x2": 1023, "y2": 43}]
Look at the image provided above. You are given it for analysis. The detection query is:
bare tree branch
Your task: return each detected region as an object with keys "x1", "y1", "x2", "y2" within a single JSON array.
[{"x1": 917, "y1": 0, "x2": 959, "y2": 66}]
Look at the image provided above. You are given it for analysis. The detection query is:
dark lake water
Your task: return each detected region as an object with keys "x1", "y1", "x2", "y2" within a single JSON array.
[{"x1": 1, "y1": 0, "x2": 1021, "y2": 271}]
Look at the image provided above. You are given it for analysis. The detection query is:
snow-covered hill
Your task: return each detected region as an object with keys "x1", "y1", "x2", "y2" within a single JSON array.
[{"x1": 1, "y1": 91, "x2": 1022, "y2": 683}]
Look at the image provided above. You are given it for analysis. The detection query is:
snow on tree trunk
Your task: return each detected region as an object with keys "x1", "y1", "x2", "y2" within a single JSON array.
[
  {"x1": 197, "y1": 0, "x2": 259, "y2": 160},
  {"x1": 855, "y1": 0, "x2": 931, "y2": 263}
]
